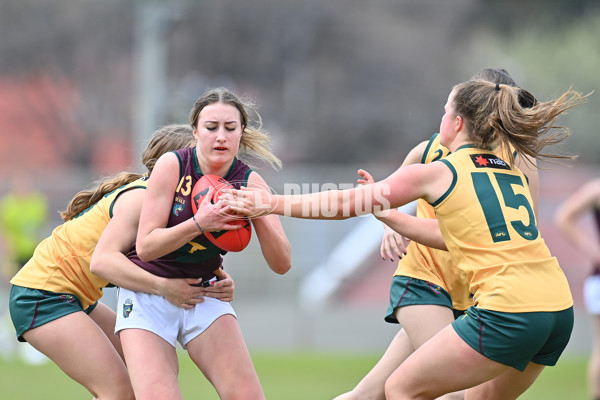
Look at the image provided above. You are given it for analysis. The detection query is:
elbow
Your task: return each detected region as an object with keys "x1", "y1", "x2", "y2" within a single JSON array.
[
  {"x1": 553, "y1": 212, "x2": 566, "y2": 229},
  {"x1": 271, "y1": 262, "x2": 292, "y2": 275},
  {"x1": 90, "y1": 256, "x2": 106, "y2": 280},
  {"x1": 267, "y1": 244, "x2": 292, "y2": 275},
  {"x1": 553, "y1": 216, "x2": 561, "y2": 229},
  {"x1": 137, "y1": 252, "x2": 152, "y2": 263},
  {"x1": 89, "y1": 260, "x2": 100, "y2": 276},
  {"x1": 135, "y1": 243, "x2": 152, "y2": 263}
]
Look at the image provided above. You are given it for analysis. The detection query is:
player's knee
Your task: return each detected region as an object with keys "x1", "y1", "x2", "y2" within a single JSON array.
[
  {"x1": 384, "y1": 376, "x2": 424, "y2": 400},
  {"x1": 219, "y1": 386, "x2": 264, "y2": 400},
  {"x1": 331, "y1": 391, "x2": 357, "y2": 400},
  {"x1": 384, "y1": 377, "x2": 403, "y2": 400},
  {"x1": 92, "y1": 379, "x2": 134, "y2": 400},
  {"x1": 344, "y1": 386, "x2": 386, "y2": 400}
]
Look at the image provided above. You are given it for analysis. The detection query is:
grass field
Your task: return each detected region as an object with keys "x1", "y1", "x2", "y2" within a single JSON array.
[{"x1": 0, "y1": 351, "x2": 587, "y2": 399}]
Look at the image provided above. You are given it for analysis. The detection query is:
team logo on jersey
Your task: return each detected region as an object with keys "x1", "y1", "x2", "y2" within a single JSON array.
[
  {"x1": 494, "y1": 231, "x2": 508, "y2": 239},
  {"x1": 470, "y1": 154, "x2": 510, "y2": 169},
  {"x1": 172, "y1": 203, "x2": 184, "y2": 216},
  {"x1": 187, "y1": 241, "x2": 207, "y2": 254},
  {"x1": 426, "y1": 282, "x2": 442, "y2": 294},
  {"x1": 59, "y1": 294, "x2": 75, "y2": 303},
  {"x1": 123, "y1": 298, "x2": 133, "y2": 318}
]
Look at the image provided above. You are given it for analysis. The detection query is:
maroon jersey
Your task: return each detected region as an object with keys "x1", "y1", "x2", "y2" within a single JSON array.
[{"x1": 128, "y1": 147, "x2": 252, "y2": 281}]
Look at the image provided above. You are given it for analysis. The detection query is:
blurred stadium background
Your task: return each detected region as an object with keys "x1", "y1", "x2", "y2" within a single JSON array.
[{"x1": 0, "y1": 0, "x2": 598, "y2": 364}]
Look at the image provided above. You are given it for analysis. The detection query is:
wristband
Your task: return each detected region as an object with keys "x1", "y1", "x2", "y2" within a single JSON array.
[{"x1": 192, "y1": 215, "x2": 204, "y2": 233}]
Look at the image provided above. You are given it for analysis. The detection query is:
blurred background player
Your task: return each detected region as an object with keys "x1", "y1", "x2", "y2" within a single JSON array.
[
  {"x1": 0, "y1": 170, "x2": 49, "y2": 364},
  {"x1": 0, "y1": 170, "x2": 49, "y2": 277},
  {"x1": 555, "y1": 178, "x2": 600, "y2": 400}
]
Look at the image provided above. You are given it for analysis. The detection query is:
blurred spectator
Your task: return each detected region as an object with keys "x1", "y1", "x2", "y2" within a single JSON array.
[
  {"x1": 0, "y1": 171, "x2": 49, "y2": 364},
  {"x1": 0, "y1": 171, "x2": 49, "y2": 280}
]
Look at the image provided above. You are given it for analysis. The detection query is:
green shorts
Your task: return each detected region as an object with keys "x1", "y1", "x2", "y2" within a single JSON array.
[
  {"x1": 9, "y1": 285, "x2": 98, "y2": 342},
  {"x1": 452, "y1": 306, "x2": 574, "y2": 371},
  {"x1": 385, "y1": 276, "x2": 465, "y2": 323}
]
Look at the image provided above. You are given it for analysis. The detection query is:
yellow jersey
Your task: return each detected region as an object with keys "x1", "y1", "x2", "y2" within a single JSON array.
[
  {"x1": 433, "y1": 146, "x2": 572, "y2": 312},
  {"x1": 10, "y1": 178, "x2": 148, "y2": 310},
  {"x1": 393, "y1": 133, "x2": 472, "y2": 310}
]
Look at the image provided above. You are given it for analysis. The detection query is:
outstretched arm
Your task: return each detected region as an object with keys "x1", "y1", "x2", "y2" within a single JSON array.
[
  {"x1": 224, "y1": 161, "x2": 452, "y2": 221},
  {"x1": 224, "y1": 163, "x2": 452, "y2": 254},
  {"x1": 373, "y1": 141, "x2": 428, "y2": 260},
  {"x1": 357, "y1": 167, "x2": 447, "y2": 252}
]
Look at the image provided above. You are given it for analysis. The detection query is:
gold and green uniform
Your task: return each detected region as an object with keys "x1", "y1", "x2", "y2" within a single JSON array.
[
  {"x1": 434, "y1": 146, "x2": 572, "y2": 312},
  {"x1": 392, "y1": 133, "x2": 471, "y2": 311},
  {"x1": 10, "y1": 178, "x2": 148, "y2": 310}
]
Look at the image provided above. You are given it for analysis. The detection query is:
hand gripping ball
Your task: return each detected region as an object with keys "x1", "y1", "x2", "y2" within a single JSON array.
[{"x1": 191, "y1": 174, "x2": 252, "y2": 252}]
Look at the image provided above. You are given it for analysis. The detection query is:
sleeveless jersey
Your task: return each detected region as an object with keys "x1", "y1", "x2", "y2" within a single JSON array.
[
  {"x1": 10, "y1": 178, "x2": 149, "y2": 310},
  {"x1": 433, "y1": 145, "x2": 573, "y2": 312},
  {"x1": 127, "y1": 147, "x2": 252, "y2": 281},
  {"x1": 393, "y1": 133, "x2": 472, "y2": 310}
]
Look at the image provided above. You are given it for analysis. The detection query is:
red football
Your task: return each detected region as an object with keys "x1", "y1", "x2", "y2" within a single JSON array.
[{"x1": 191, "y1": 174, "x2": 252, "y2": 252}]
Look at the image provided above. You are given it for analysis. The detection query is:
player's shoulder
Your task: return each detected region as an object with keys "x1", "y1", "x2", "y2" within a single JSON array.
[
  {"x1": 111, "y1": 184, "x2": 146, "y2": 217},
  {"x1": 245, "y1": 170, "x2": 268, "y2": 189},
  {"x1": 421, "y1": 133, "x2": 450, "y2": 164},
  {"x1": 225, "y1": 157, "x2": 254, "y2": 186}
]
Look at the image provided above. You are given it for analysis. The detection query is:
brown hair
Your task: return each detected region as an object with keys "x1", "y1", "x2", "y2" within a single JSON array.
[
  {"x1": 59, "y1": 124, "x2": 194, "y2": 221},
  {"x1": 189, "y1": 87, "x2": 282, "y2": 170},
  {"x1": 470, "y1": 68, "x2": 538, "y2": 109},
  {"x1": 451, "y1": 80, "x2": 588, "y2": 165},
  {"x1": 471, "y1": 68, "x2": 517, "y2": 87}
]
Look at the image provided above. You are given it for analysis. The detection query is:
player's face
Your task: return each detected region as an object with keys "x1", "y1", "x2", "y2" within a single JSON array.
[
  {"x1": 194, "y1": 102, "x2": 244, "y2": 167},
  {"x1": 439, "y1": 90, "x2": 458, "y2": 149}
]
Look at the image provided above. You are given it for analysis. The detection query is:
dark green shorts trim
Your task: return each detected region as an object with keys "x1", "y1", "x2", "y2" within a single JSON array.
[
  {"x1": 452, "y1": 306, "x2": 574, "y2": 371},
  {"x1": 385, "y1": 275, "x2": 460, "y2": 323},
  {"x1": 9, "y1": 285, "x2": 98, "y2": 342}
]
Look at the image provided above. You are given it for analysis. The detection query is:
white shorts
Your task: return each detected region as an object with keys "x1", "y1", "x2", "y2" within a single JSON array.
[
  {"x1": 115, "y1": 288, "x2": 236, "y2": 349},
  {"x1": 584, "y1": 275, "x2": 600, "y2": 315}
]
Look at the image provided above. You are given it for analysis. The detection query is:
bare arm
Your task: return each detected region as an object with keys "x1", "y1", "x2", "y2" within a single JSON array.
[
  {"x1": 402, "y1": 140, "x2": 430, "y2": 167},
  {"x1": 379, "y1": 223, "x2": 409, "y2": 261},
  {"x1": 91, "y1": 188, "x2": 234, "y2": 308},
  {"x1": 555, "y1": 179, "x2": 600, "y2": 264},
  {"x1": 357, "y1": 168, "x2": 447, "y2": 251},
  {"x1": 225, "y1": 161, "x2": 452, "y2": 222},
  {"x1": 374, "y1": 210, "x2": 446, "y2": 250},
  {"x1": 377, "y1": 141, "x2": 429, "y2": 260},
  {"x1": 246, "y1": 171, "x2": 292, "y2": 275}
]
